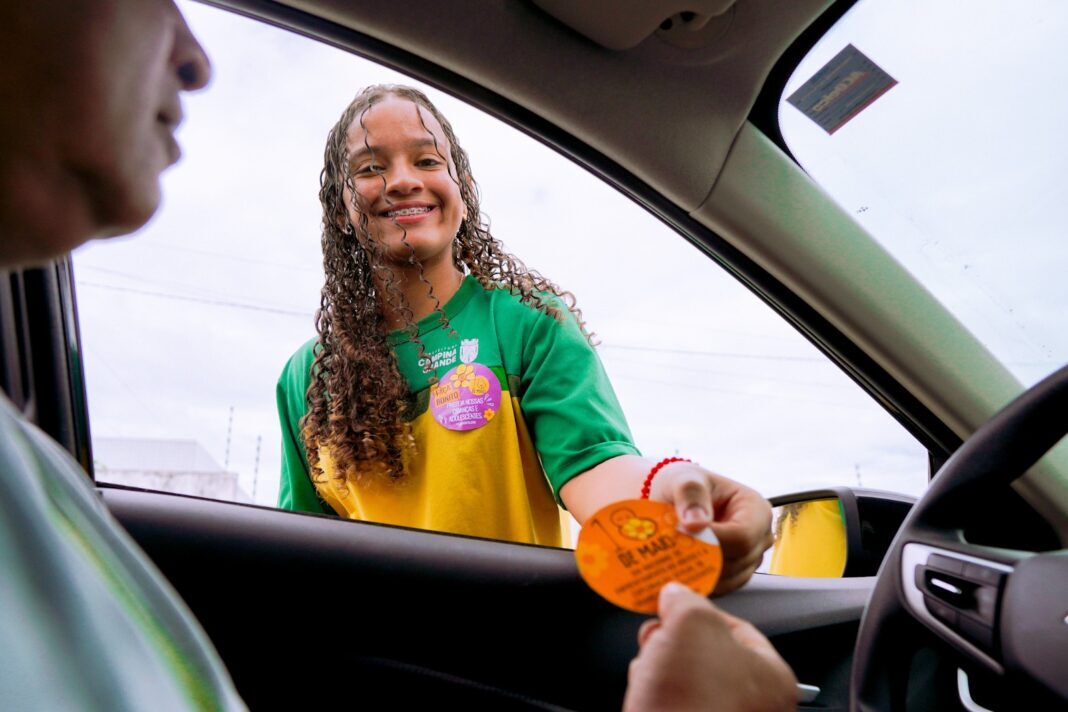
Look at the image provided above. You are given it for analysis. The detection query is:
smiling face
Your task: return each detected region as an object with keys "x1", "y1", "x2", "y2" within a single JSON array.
[
  {"x1": 0, "y1": 0, "x2": 211, "y2": 264},
  {"x1": 344, "y1": 97, "x2": 465, "y2": 272}
]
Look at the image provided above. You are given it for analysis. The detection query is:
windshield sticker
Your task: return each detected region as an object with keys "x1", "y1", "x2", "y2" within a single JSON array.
[{"x1": 786, "y1": 44, "x2": 896, "y2": 134}]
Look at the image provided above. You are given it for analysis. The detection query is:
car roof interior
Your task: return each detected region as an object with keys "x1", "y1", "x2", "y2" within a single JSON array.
[{"x1": 283, "y1": 0, "x2": 824, "y2": 210}]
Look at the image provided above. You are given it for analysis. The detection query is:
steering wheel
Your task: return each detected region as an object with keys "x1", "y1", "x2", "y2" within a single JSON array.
[{"x1": 850, "y1": 364, "x2": 1068, "y2": 710}]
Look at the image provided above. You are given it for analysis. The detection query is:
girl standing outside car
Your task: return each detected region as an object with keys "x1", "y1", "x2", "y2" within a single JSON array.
[{"x1": 276, "y1": 85, "x2": 770, "y2": 593}]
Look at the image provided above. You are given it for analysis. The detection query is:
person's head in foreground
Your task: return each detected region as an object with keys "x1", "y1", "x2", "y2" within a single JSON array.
[{"x1": 0, "y1": 0, "x2": 210, "y2": 267}]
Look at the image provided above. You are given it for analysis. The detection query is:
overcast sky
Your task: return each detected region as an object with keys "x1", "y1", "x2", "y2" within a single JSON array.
[{"x1": 72, "y1": 0, "x2": 1068, "y2": 509}]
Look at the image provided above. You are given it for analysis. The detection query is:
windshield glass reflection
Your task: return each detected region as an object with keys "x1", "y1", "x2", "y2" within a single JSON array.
[{"x1": 780, "y1": 0, "x2": 1068, "y2": 388}]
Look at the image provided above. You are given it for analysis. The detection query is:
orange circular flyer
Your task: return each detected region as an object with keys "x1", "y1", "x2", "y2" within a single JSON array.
[{"x1": 575, "y1": 499, "x2": 722, "y2": 614}]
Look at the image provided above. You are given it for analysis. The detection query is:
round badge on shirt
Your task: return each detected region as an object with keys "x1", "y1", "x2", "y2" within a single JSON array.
[{"x1": 429, "y1": 362, "x2": 502, "y2": 431}]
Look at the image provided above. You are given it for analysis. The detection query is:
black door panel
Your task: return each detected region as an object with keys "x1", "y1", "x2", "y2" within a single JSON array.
[{"x1": 103, "y1": 487, "x2": 869, "y2": 710}]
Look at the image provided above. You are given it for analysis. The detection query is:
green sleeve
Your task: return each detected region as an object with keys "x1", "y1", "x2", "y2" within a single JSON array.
[
  {"x1": 276, "y1": 340, "x2": 334, "y2": 515},
  {"x1": 518, "y1": 307, "x2": 640, "y2": 500}
]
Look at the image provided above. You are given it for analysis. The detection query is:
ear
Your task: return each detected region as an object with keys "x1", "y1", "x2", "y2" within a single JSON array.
[
  {"x1": 461, "y1": 175, "x2": 474, "y2": 221},
  {"x1": 335, "y1": 191, "x2": 364, "y2": 234},
  {"x1": 335, "y1": 211, "x2": 352, "y2": 234}
]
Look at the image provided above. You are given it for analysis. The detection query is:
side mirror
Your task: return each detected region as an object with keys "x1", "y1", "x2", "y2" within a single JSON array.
[{"x1": 764, "y1": 487, "x2": 915, "y2": 577}]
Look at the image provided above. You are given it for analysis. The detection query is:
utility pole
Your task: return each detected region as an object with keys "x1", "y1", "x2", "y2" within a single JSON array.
[
  {"x1": 224, "y1": 406, "x2": 234, "y2": 470},
  {"x1": 252, "y1": 435, "x2": 262, "y2": 501}
]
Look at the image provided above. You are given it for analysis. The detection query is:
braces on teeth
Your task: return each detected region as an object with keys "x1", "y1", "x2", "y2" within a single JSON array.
[{"x1": 386, "y1": 206, "x2": 432, "y2": 217}]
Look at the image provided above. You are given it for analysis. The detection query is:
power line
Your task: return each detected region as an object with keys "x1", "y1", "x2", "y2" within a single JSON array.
[
  {"x1": 145, "y1": 240, "x2": 322, "y2": 274},
  {"x1": 77, "y1": 280, "x2": 313, "y2": 317},
  {"x1": 600, "y1": 343, "x2": 823, "y2": 362},
  {"x1": 618, "y1": 316, "x2": 799, "y2": 344},
  {"x1": 71, "y1": 285, "x2": 829, "y2": 356},
  {"x1": 602, "y1": 352, "x2": 850, "y2": 388},
  {"x1": 613, "y1": 374, "x2": 867, "y2": 410},
  {"x1": 73, "y1": 284, "x2": 1059, "y2": 374},
  {"x1": 77, "y1": 262, "x2": 260, "y2": 304}
]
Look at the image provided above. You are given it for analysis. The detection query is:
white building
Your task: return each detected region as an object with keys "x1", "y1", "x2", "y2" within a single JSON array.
[{"x1": 93, "y1": 437, "x2": 252, "y2": 503}]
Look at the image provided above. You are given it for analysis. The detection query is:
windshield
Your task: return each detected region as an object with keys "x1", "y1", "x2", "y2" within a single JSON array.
[{"x1": 780, "y1": 0, "x2": 1068, "y2": 389}]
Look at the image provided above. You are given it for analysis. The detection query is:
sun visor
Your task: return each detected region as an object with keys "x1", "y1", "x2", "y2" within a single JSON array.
[{"x1": 532, "y1": 0, "x2": 738, "y2": 50}]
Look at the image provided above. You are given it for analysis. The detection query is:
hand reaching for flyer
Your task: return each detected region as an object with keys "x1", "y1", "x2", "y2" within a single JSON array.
[{"x1": 623, "y1": 583, "x2": 797, "y2": 712}]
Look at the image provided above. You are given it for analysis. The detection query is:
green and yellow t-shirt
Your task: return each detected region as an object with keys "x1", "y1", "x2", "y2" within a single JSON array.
[{"x1": 276, "y1": 277, "x2": 639, "y2": 546}]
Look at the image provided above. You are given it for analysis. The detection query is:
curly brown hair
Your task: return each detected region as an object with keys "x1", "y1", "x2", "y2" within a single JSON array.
[{"x1": 302, "y1": 84, "x2": 589, "y2": 487}]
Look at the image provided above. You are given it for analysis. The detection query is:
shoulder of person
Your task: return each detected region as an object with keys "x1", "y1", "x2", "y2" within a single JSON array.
[
  {"x1": 476, "y1": 280, "x2": 570, "y2": 325},
  {"x1": 279, "y1": 337, "x2": 320, "y2": 384}
]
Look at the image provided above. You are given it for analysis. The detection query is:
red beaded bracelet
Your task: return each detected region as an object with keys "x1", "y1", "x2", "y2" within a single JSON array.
[{"x1": 639, "y1": 457, "x2": 691, "y2": 499}]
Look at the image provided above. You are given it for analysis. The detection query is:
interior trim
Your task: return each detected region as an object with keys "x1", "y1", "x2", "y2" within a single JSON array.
[
  {"x1": 901, "y1": 543, "x2": 1007, "y2": 675},
  {"x1": 749, "y1": 0, "x2": 860, "y2": 156},
  {"x1": 102, "y1": 485, "x2": 872, "y2": 710}
]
